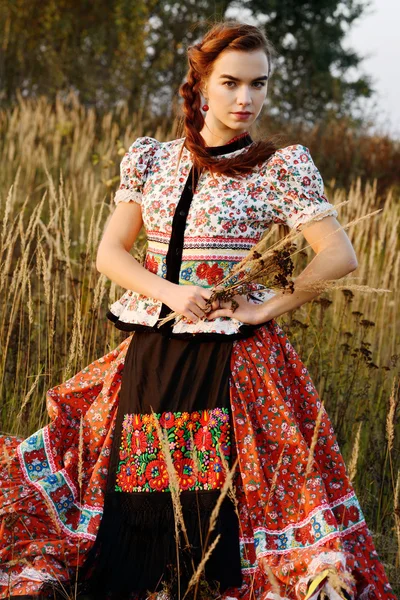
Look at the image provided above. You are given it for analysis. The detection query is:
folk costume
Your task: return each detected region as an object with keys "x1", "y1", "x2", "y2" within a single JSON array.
[{"x1": 0, "y1": 133, "x2": 396, "y2": 600}]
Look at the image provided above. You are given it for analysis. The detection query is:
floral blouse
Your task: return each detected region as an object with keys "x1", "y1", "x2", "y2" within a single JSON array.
[{"x1": 107, "y1": 133, "x2": 338, "y2": 338}]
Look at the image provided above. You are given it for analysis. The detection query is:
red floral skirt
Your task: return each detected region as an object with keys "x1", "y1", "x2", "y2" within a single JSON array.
[{"x1": 0, "y1": 320, "x2": 396, "y2": 599}]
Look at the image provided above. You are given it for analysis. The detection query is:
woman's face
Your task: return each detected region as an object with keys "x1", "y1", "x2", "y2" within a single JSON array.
[{"x1": 202, "y1": 49, "x2": 270, "y2": 136}]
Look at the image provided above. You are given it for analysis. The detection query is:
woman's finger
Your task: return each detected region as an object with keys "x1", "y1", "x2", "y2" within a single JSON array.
[
  {"x1": 184, "y1": 309, "x2": 200, "y2": 323},
  {"x1": 200, "y1": 287, "x2": 214, "y2": 300},
  {"x1": 207, "y1": 299, "x2": 220, "y2": 311},
  {"x1": 195, "y1": 296, "x2": 210, "y2": 311},
  {"x1": 205, "y1": 308, "x2": 234, "y2": 320},
  {"x1": 189, "y1": 304, "x2": 206, "y2": 320}
]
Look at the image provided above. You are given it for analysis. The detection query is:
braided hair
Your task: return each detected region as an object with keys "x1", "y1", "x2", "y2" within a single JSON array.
[{"x1": 177, "y1": 21, "x2": 281, "y2": 177}]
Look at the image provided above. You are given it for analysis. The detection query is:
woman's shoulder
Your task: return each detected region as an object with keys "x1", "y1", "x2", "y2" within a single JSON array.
[
  {"x1": 125, "y1": 135, "x2": 160, "y2": 155},
  {"x1": 127, "y1": 135, "x2": 185, "y2": 150},
  {"x1": 266, "y1": 143, "x2": 314, "y2": 168},
  {"x1": 259, "y1": 143, "x2": 321, "y2": 183},
  {"x1": 125, "y1": 135, "x2": 185, "y2": 161}
]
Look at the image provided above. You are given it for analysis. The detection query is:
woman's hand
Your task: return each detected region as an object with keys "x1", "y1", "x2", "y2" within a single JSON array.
[
  {"x1": 162, "y1": 283, "x2": 272, "y2": 325},
  {"x1": 161, "y1": 284, "x2": 214, "y2": 323},
  {"x1": 204, "y1": 292, "x2": 270, "y2": 325}
]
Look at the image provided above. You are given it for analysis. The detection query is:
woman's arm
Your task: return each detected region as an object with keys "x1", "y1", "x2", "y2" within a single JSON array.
[
  {"x1": 96, "y1": 202, "x2": 213, "y2": 322},
  {"x1": 96, "y1": 202, "x2": 173, "y2": 301},
  {"x1": 205, "y1": 216, "x2": 358, "y2": 324},
  {"x1": 256, "y1": 216, "x2": 358, "y2": 321}
]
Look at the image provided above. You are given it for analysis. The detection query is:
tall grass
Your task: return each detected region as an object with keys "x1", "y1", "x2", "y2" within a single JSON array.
[{"x1": 0, "y1": 92, "x2": 399, "y2": 594}]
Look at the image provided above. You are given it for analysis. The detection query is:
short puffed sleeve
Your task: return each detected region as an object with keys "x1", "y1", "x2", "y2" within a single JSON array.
[
  {"x1": 264, "y1": 144, "x2": 338, "y2": 230},
  {"x1": 113, "y1": 136, "x2": 159, "y2": 205}
]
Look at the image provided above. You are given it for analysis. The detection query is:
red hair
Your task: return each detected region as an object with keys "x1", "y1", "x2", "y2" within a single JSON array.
[{"x1": 177, "y1": 20, "x2": 281, "y2": 177}]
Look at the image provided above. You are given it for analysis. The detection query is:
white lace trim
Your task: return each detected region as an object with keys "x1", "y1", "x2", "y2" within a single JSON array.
[
  {"x1": 292, "y1": 206, "x2": 338, "y2": 231},
  {"x1": 0, "y1": 566, "x2": 58, "y2": 584},
  {"x1": 114, "y1": 188, "x2": 142, "y2": 205}
]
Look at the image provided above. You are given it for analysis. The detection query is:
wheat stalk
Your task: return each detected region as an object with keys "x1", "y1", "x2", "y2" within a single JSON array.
[
  {"x1": 386, "y1": 376, "x2": 399, "y2": 453},
  {"x1": 304, "y1": 401, "x2": 325, "y2": 480},
  {"x1": 394, "y1": 470, "x2": 400, "y2": 566},
  {"x1": 187, "y1": 458, "x2": 238, "y2": 600},
  {"x1": 182, "y1": 535, "x2": 221, "y2": 600},
  {"x1": 348, "y1": 422, "x2": 363, "y2": 482},
  {"x1": 15, "y1": 369, "x2": 43, "y2": 426}
]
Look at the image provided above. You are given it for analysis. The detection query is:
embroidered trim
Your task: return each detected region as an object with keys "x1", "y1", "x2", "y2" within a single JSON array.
[
  {"x1": 18, "y1": 427, "x2": 103, "y2": 540},
  {"x1": 115, "y1": 408, "x2": 231, "y2": 493},
  {"x1": 252, "y1": 494, "x2": 365, "y2": 556}
]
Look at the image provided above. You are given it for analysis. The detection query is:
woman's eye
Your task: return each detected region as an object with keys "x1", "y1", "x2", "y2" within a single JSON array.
[{"x1": 223, "y1": 81, "x2": 265, "y2": 89}]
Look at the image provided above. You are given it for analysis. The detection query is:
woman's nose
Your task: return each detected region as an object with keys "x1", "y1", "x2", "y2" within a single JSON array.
[{"x1": 237, "y1": 87, "x2": 252, "y2": 106}]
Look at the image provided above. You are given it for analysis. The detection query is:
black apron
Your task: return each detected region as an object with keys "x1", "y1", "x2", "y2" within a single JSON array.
[{"x1": 82, "y1": 330, "x2": 242, "y2": 599}]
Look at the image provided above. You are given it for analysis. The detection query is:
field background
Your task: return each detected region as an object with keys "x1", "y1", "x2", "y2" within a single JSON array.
[{"x1": 0, "y1": 92, "x2": 399, "y2": 593}]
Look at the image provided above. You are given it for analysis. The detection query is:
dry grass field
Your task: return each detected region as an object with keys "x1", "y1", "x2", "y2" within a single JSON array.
[{"x1": 0, "y1": 92, "x2": 399, "y2": 596}]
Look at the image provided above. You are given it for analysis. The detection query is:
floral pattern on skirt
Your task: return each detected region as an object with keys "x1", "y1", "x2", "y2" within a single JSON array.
[{"x1": 0, "y1": 322, "x2": 396, "y2": 599}]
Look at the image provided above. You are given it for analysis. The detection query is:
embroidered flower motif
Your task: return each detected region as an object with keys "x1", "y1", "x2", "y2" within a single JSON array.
[
  {"x1": 24, "y1": 448, "x2": 48, "y2": 474},
  {"x1": 145, "y1": 254, "x2": 159, "y2": 274},
  {"x1": 194, "y1": 427, "x2": 213, "y2": 452},
  {"x1": 132, "y1": 414, "x2": 142, "y2": 430},
  {"x1": 132, "y1": 430, "x2": 147, "y2": 454},
  {"x1": 348, "y1": 505, "x2": 360, "y2": 523},
  {"x1": 159, "y1": 412, "x2": 175, "y2": 429},
  {"x1": 122, "y1": 414, "x2": 133, "y2": 433},
  {"x1": 116, "y1": 462, "x2": 138, "y2": 492},
  {"x1": 146, "y1": 460, "x2": 169, "y2": 491},
  {"x1": 115, "y1": 408, "x2": 231, "y2": 493},
  {"x1": 196, "y1": 263, "x2": 209, "y2": 279},
  {"x1": 324, "y1": 509, "x2": 336, "y2": 526},
  {"x1": 87, "y1": 513, "x2": 102, "y2": 536},
  {"x1": 176, "y1": 459, "x2": 196, "y2": 490},
  {"x1": 175, "y1": 417, "x2": 184, "y2": 428},
  {"x1": 195, "y1": 262, "x2": 224, "y2": 286},
  {"x1": 294, "y1": 522, "x2": 314, "y2": 545},
  {"x1": 333, "y1": 504, "x2": 350, "y2": 527},
  {"x1": 199, "y1": 410, "x2": 210, "y2": 426},
  {"x1": 208, "y1": 458, "x2": 224, "y2": 487}
]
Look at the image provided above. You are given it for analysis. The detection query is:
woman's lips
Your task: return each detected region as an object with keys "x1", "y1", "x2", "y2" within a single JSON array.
[{"x1": 231, "y1": 112, "x2": 253, "y2": 120}]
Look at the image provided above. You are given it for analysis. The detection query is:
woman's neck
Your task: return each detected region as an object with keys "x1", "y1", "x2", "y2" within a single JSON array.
[
  {"x1": 223, "y1": 131, "x2": 250, "y2": 146},
  {"x1": 200, "y1": 127, "x2": 249, "y2": 148}
]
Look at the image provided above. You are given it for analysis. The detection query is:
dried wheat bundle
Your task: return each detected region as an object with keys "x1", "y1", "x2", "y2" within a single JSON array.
[
  {"x1": 157, "y1": 225, "x2": 300, "y2": 328},
  {"x1": 156, "y1": 203, "x2": 389, "y2": 328}
]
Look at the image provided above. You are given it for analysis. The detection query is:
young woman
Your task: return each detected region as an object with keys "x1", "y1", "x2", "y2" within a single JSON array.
[{"x1": 0, "y1": 20, "x2": 396, "y2": 600}]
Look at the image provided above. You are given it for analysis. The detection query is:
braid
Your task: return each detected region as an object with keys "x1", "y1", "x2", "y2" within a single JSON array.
[
  {"x1": 179, "y1": 63, "x2": 207, "y2": 161},
  {"x1": 177, "y1": 20, "x2": 280, "y2": 177}
]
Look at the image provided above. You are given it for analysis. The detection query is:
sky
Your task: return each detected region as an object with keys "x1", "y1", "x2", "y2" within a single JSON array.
[{"x1": 344, "y1": 0, "x2": 400, "y2": 138}]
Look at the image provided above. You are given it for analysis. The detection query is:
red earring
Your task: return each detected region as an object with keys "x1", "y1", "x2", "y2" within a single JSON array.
[{"x1": 202, "y1": 103, "x2": 209, "y2": 111}]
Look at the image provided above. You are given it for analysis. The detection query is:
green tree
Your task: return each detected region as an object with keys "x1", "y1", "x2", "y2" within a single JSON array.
[
  {"x1": 0, "y1": 0, "x2": 374, "y2": 125},
  {"x1": 0, "y1": 0, "x2": 156, "y2": 107},
  {"x1": 241, "y1": 0, "x2": 374, "y2": 123}
]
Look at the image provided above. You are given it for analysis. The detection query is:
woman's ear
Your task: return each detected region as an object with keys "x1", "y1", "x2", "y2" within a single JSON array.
[{"x1": 200, "y1": 84, "x2": 208, "y2": 101}]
